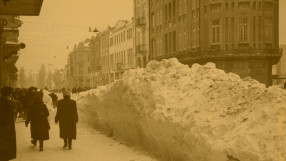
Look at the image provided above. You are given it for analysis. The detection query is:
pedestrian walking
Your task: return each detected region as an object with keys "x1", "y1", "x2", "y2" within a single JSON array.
[
  {"x1": 22, "y1": 87, "x2": 37, "y2": 121},
  {"x1": 48, "y1": 92, "x2": 58, "y2": 108},
  {"x1": 12, "y1": 98, "x2": 23, "y2": 121},
  {"x1": 25, "y1": 91, "x2": 50, "y2": 151},
  {"x1": 0, "y1": 87, "x2": 16, "y2": 161},
  {"x1": 11, "y1": 89, "x2": 23, "y2": 121},
  {"x1": 55, "y1": 90, "x2": 78, "y2": 150}
]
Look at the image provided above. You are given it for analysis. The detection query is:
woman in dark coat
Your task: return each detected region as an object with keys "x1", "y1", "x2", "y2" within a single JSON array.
[
  {"x1": 25, "y1": 91, "x2": 50, "y2": 151},
  {"x1": 55, "y1": 90, "x2": 78, "y2": 150},
  {"x1": 0, "y1": 87, "x2": 16, "y2": 161}
]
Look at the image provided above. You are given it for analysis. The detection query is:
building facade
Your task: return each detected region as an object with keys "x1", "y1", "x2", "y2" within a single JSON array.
[
  {"x1": 149, "y1": 0, "x2": 281, "y2": 86},
  {"x1": 89, "y1": 35, "x2": 101, "y2": 88},
  {"x1": 109, "y1": 19, "x2": 135, "y2": 83},
  {"x1": 0, "y1": 0, "x2": 43, "y2": 87},
  {"x1": 66, "y1": 20, "x2": 136, "y2": 89},
  {"x1": 272, "y1": 45, "x2": 286, "y2": 85},
  {"x1": 66, "y1": 40, "x2": 91, "y2": 89},
  {"x1": 0, "y1": 16, "x2": 24, "y2": 87},
  {"x1": 134, "y1": 0, "x2": 150, "y2": 68},
  {"x1": 100, "y1": 28, "x2": 112, "y2": 85}
]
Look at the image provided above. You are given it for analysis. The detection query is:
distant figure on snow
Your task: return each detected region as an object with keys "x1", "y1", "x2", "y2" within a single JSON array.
[
  {"x1": 12, "y1": 90, "x2": 24, "y2": 120},
  {"x1": 12, "y1": 97, "x2": 23, "y2": 121},
  {"x1": 48, "y1": 92, "x2": 58, "y2": 108},
  {"x1": 55, "y1": 90, "x2": 78, "y2": 150},
  {"x1": 0, "y1": 87, "x2": 16, "y2": 161},
  {"x1": 25, "y1": 91, "x2": 50, "y2": 151},
  {"x1": 71, "y1": 88, "x2": 77, "y2": 94},
  {"x1": 22, "y1": 87, "x2": 37, "y2": 120}
]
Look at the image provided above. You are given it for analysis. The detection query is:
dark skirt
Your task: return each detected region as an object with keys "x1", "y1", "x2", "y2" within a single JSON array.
[{"x1": 30, "y1": 120, "x2": 50, "y2": 140}]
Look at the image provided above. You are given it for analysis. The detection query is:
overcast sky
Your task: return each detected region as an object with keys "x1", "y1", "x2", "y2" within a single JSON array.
[
  {"x1": 17, "y1": 0, "x2": 133, "y2": 71},
  {"x1": 17, "y1": 0, "x2": 286, "y2": 71}
]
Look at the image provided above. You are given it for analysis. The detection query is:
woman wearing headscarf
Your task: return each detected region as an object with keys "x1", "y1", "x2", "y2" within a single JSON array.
[
  {"x1": 25, "y1": 91, "x2": 50, "y2": 151},
  {"x1": 0, "y1": 87, "x2": 16, "y2": 161}
]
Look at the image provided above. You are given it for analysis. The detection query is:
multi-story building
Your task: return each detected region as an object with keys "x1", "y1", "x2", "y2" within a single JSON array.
[
  {"x1": 109, "y1": 19, "x2": 135, "y2": 83},
  {"x1": 149, "y1": 0, "x2": 281, "y2": 86},
  {"x1": 66, "y1": 51, "x2": 74, "y2": 89},
  {"x1": 89, "y1": 35, "x2": 101, "y2": 88},
  {"x1": 67, "y1": 40, "x2": 91, "y2": 89},
  {"x1": 134, "y1": 0, "x2": 150, "y2": 68},
  {"x1": 100, "y1": 27, "x2": 113, "y2": 85}
]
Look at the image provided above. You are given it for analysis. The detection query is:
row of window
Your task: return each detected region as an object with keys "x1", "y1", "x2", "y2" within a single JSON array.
[
  {"x1": 152, "y1": 0, "x2": 273, "y2": 21},
  {"x1": 151, "y1": 16, "x2": 273, "y2": 56},
  {"x1": 213, "y1": 17, "x2": 272, "y2": 45},
  {"x1": 101, "y1": 49, "x2": 134, "y2": 68},
  {"x1": 209, "y1": 1, "x2": 271, "y2": 14},
  {"x1": 109, "y1": 28, "x2": 133, "y2": 47},
  {"x1": 127, "y1": 28, "x2": 133, "y2": 40},
  {"x1": 152, "y1": 29, "x2": 195, "y2": 56},
  {"x1": 151, "y1": 0, "x2": 188, "y2": 28}
]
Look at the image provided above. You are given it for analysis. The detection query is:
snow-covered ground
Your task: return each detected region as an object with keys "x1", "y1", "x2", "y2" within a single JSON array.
[
  {"x1": 66, "y1": 58, "x2": 286, "y2": 161},
  {"x1": 14, "y1": 100, "x2": 157, "y2": 161}
]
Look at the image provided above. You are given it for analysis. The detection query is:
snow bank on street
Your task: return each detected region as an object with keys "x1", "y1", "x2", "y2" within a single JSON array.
[{"x1": 71, "y1": 58, "x2": 285, "y2": 161}]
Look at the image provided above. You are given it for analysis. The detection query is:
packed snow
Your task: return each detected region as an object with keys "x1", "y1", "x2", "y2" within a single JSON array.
[
  {"x1": 14, "y1": 90, "x2": 157, "y2": 161},
  {"x1": 67, "y1": 58, "x2": 286, "y2": 161}
]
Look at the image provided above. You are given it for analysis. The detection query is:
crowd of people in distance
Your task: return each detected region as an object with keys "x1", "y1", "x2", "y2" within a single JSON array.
[{"x1": 0, "y1": 86, "x2": 78, "y2": 161}]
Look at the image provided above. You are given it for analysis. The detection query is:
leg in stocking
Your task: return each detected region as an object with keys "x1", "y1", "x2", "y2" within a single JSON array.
[
  {"x1": 39, "y1": 140, "x2": 43, "y2": 151},
  {"x1": 68, "y1": 138, "x2": 72, "y2": 150},
  {"x1": 63, "y1": 138, "x2": 67, "y2": 148}
]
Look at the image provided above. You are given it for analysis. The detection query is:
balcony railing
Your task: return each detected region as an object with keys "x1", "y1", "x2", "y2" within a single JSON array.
[
  {"x1": 156, "y1": 48, "x2": 282, "y2": 63},
  {"x1": 136, "y1": 17, "x2": 146, "y2": 26},
  {"x1": 202, "y1": 48, "x2": 281, "y2": 57},
  {"x1": 136, "y1": 44, "x2": 147, "y2": 53}
]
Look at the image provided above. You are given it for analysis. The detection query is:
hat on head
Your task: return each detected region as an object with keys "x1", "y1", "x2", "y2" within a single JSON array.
[{"x1": 63, "y1": 90, "x2": 71, "y2": 97}]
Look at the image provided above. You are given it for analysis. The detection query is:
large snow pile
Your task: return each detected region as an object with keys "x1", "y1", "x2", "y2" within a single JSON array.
[{"x1": 76, "y1": 58, "x2": 286, "y2": 161}]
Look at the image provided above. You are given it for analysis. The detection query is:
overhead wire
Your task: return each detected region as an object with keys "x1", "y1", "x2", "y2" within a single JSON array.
[
  {"x1": 23, "y1": 21, "x2": 103, "y2": 30},
  {"x1": 19, "y1": 21, "x2": 100, "y2": 47}
]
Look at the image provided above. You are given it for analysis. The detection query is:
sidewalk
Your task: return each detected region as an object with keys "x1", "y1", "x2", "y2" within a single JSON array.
[{"x1": 14, "y1": 120, "x2": 157, "y2": 161}]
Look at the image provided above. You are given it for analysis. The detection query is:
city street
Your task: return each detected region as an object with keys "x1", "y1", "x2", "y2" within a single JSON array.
[
  {"x1": 13, "y1": 119, "x2": 157, "y2": 161},
  {"x1": 0, "y1": 0, "x2": 285, "y2": 161}
]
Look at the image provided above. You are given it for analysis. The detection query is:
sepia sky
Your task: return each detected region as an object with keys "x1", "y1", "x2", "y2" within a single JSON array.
[
  {"x1": 17, "y1": 0, "x2": 133, "y2": 71},
  {"x1": 17, "y1": 0, "x2": 286, "y2": 71}
]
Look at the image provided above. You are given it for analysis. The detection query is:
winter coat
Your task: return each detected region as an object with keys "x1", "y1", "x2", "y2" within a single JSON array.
[
  {"x1": 23, "y1": 91, "x2": 36, "y2": 111},
  {"x1": 0, "y1": 97, "x2": 16, "y2": 160},
  {"x1": 55, "y1": 97, "x2": 78, "y2": 139},
  {"x1": 26, "y1": 98, "x2": 50, "y2": 140}
]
